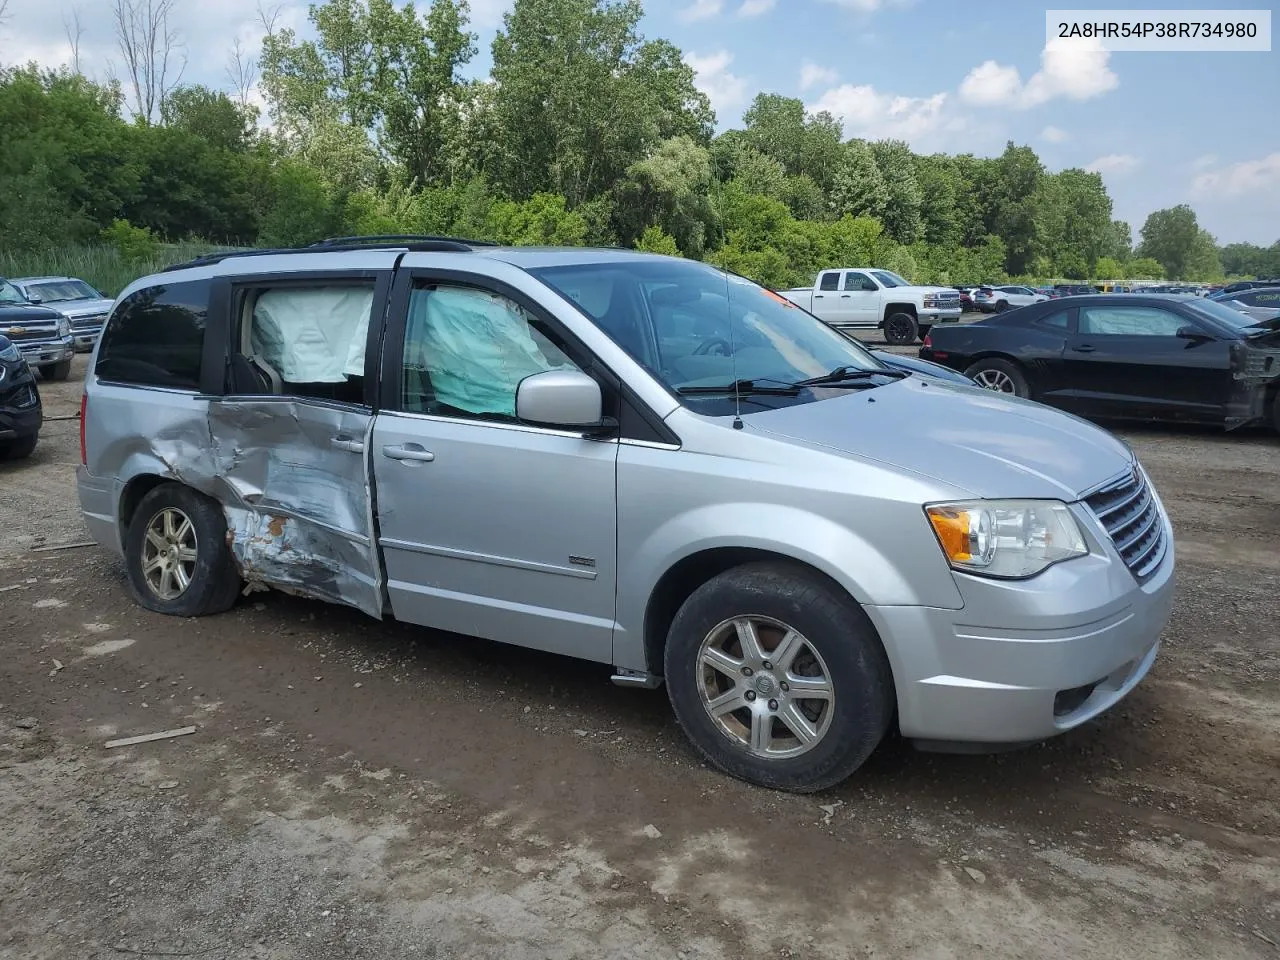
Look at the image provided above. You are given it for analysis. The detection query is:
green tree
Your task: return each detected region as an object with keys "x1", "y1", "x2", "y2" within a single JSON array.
[
  {"x1": 741, "y1": 93, "x2": 843, "y2": 191},
  {"x1": 487, "y1": 192, "x2": 589, "y2": 245},
  {"x1": 259, "y1": 0, "x2": 476, "y2": 184},
  {"x1": 612, "y1": 135, "x2": 717, "y2": 256},
  {"x1": 1094, "y1": 256, "x2": 1125, "y2": 280},
  {"x1": 828, "y1": 140, "x2": 887, "y2": 221},
  {"x1": 984, "y1": 142, "x2": 1044, "y2": 275},
  {"x1": 914, "y1": 154, "x2": 963, "y2": 248},
  {"x1": 1127, "y1": 256, "x2": 1164, "y2": 280},
  {"x1": 635, "y1": 224, "x2": 679, "y2": 255},
  {"x1": 161, "y1": 85, "x2": 256, "y2": 151},
  {"x1": 1106, "y1": 219, "x2": 1132, "y2": 261},
  {"x1": 260, "y1": 161, "x2": 343, "y2": 246},
  {"x1": 1137, "y1": 205, "x2": 1205, "y2": 279},
  {"x1": 868, "y1": 139, "x2": 922, "y2": 245},
  {"x1": 489, "y1": 0, "x2": 710, "y2": 205}
]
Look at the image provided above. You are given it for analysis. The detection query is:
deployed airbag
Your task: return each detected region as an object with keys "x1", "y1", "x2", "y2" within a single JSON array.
[
  {"x1": 251, "y1": 287, "x2": 374, "y2": 383},
  {"x1": 407, "y1": 286, "x2": 566, "y2": 416}
]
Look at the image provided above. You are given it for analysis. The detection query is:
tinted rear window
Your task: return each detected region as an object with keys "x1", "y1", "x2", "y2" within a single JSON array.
[{"x1": 95, "y1": 279, "x2": 211, "y2": 389}]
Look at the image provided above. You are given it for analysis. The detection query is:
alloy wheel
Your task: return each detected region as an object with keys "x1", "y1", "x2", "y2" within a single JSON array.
[
  {"x1": 973, "y1": 369, "x2": 1016, "y2": 393},
  {"x1": 141, "y1": 507, "x2": 199, "y2": 600},
  {"x1": 697, "y1": 615, "x2": 836, "y2": 759}
]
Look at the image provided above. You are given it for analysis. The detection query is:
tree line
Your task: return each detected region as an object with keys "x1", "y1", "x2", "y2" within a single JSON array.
[{"x1": 1, "y1": 0, "x2": 1275, "y2": 294}]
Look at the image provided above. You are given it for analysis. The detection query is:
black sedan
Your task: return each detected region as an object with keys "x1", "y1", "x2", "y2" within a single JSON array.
[
  {"x1": 0, "y1": 333, "x2": 42, "y2": 459},
  {"x1": 919, "y1": 295, "x2": 1280, "y2": 431}
]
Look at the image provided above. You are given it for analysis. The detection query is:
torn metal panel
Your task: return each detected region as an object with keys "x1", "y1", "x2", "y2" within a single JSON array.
[
  {"x1": 1226, "y1": 336, "x2": 1280, "y2": 429},
  {"x1": 208, "y1": 399, "x2": 383, "y2": 618}
]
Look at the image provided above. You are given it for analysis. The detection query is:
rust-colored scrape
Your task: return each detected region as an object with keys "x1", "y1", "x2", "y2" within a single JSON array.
[{"x1": 267, "y1": 516, "x2": 287, "y2": 537}]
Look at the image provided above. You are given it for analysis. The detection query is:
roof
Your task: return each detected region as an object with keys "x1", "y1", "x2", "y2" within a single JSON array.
[{"x1": 11, "y1": 276, "x2": 81, "y2": 285}]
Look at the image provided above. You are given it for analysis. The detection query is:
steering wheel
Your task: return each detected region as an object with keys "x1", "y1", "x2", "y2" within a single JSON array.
[{"x1": 694, "y1": 338, "x2": 733, "y2": 357}]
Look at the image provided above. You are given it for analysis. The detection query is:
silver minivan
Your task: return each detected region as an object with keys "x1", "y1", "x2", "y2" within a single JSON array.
[{"x1": 77, "y1": 239, "x2": 1176, "y2": 792}]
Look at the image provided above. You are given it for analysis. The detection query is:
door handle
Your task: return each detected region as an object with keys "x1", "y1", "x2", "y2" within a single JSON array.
[
  {"x1": 330, "y1": 437, "x2": 365, "y2": 453},
  {"x1": 382, "y1": 444, "x2": 435, "y2": 463},
  {"x1": 814, "y1": 294, "x2": 825, "y2": 298},
  {"x1": 841, "y1": 294, "x2": 851, "y2": 298},
  {"x1": 1074, "y1": 344, "x2": 1096, "y2": 353}
]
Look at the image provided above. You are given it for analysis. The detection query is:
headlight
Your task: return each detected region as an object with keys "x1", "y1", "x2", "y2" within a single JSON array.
[
  {"x1": 57, "y1": 317, "x2": 71, "y2": 338},
  {"x1": 0, "y1": 340, "x2": 18, "y2": 362},
  {"x1": 926, "y1": 499, "x2": 1088, "y2": 579}
]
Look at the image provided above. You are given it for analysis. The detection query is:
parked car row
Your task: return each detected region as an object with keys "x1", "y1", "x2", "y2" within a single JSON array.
[
  {"x1": 0, "y1": 274, "x2": 113, "y2": 381},
  {"x1": 0, "y1": 332, "x2": 42, "y2": 460},
  {"x1": 779, "y1": 268, "x2": 962, "y2": 345}
]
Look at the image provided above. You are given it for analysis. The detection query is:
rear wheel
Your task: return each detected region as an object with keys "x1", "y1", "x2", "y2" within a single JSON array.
[
  {"x1": 964, "y1": 358, "x2": 1030, "y2": 399},
  {"x1": 882, "y1": 312, "x2": 919, "y2": 346},
  {"x1": 994, "y1": 299, "x2": 1011, "y2": 313},
  {"x1": 124, "y1": 483, "x2": 242, "y2": 617},
  {"x1": 39, "y1": 360, "x2": 71, "y2": 381},
  {"x1": 0, "y1": 434, "x2": 37, "y2": 460},
  {"x1": 664, "y1": 562, "x2": 894, "y2": 793}
]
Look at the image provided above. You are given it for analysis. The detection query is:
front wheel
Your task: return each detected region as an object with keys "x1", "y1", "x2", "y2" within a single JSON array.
[
  {"x1": 39, "y1": 360, "x2": 71, "y2": 381},
  {"x1": 994, "y1": 299, "x2": 1011, "y2": 313},
  {"x1": 964, "y1": 358, "x2": 1030, "y2": 398},
  {"x1": 882, "y1": 312, "x2": 919, "y2": 346},
  {"x1": 124, "y1": 483, "x2": 242, "y2": 617},
  {"x1": 664, "y1": 562, "x2": 894, "y2": 793}
]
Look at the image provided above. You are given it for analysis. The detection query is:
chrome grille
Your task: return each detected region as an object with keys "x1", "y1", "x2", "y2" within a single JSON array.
[{"x1": 1084, "y1": 468, "x2": 1167, "y2": 581}]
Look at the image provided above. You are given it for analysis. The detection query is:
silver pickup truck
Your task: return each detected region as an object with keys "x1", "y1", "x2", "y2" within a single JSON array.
[{"x1": 781, "y1": 268, "x2": 962, "y2": 346}]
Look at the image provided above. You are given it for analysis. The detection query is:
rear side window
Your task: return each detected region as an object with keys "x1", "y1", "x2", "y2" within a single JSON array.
[
  {"x1": 818, "y1": 272, "x2": 840, "y2": 291},
  {"x1": 95, "y1": 279, "x2": 211, "y2": 389}
]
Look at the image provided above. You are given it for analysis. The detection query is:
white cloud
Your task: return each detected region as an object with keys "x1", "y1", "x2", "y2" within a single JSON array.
[
  {"x1": 807, "y1": 84, "x2": 960, "y2": 146},
  {"x1": 799, "y1": 60, "x2": 839, "y2": 91},
  {"x1": 1192, "y1": 153, "x2": 1280, "y2": 199},
  {"x1": 467, "y1": 0, "x2": 515, "y2": 30},
  {"x1": 960, "y1": 38, "x2": 1118, "y2": 109},
  {"x1": 737, "y1": 0, "x2": 777, "y2": 15},
  {"x1": 679, "y1": 0, "x2": 724, "y2": 23},
  {"x1": 820, "y1": 0, "x2": 911, "y2": 10},
  {"x1": 1040, "y1": 125, "x2": 1069, "y2": 143},
  {"x1": 684, "y1": 50, "x2": 749, "y2": 116},
  {"x1": 1086, "y1": 154, "x2": 1140, "y2": 175},
  {"x1": 1191, "y1": 154, "x2": 1219, "y2": 171}
]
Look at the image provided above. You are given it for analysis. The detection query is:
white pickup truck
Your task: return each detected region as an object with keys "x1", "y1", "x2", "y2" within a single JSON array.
[{"x1": 780, "y1": 268, "x2": 963, "y2": 345}]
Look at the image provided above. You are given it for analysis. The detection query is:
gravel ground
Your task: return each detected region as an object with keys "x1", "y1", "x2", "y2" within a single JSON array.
[{"x1": 1, "y1": 351, "x2": 1278, "y2": 960}]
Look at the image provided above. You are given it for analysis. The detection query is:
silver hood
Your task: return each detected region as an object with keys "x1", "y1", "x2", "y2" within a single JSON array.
[
  {"x1": 51, "y1": 298, "x2": 114, "y2": 318},
  {"x1": 745, "y1": 376, "x2": 1134, "y2": 501}
]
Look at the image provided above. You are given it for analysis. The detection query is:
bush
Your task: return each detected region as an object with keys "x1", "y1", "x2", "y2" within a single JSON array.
[
  {"x1": 101, "y1": 219, "x2": 162, "y2": 266},
  {"x1": 635, "y1": 225, "x2": 680, "y2": 256}
]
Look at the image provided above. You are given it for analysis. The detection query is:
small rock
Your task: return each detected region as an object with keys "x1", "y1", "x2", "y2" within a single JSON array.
[
  {"x1": 573, "y1": 729, "x2": 588, "y2": 737},
  {"x1": 964, "y1": 867, "x2": 986, "y2": 884},
  {"x1": 642, "y1": 824, "x2": 662, "y2": 839},
  {"x1": 15, "y1": 717, "x2": 37, "y2": 730},
  {"x1": 156, "y1": 780, "x2": 179, "y2": 790},
  {"x1": 481, "y1": 866, "x2": 491, "y2": 874}
]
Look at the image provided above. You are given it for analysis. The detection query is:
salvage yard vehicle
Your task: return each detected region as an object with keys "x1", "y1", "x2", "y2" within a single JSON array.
[
  {"x1": 78, "y1": 237, "x2": 1175, "y2": 793},
  {"x1": 974, "y1": 284, "x2": 1049, "y2": 312},
  {"x1": 920, "y1": 294, "x2": 1280, "y2": 432},
  {"x1": 12, "y1": 276, "x2": 115, "y2": 352},
  {"x1": 0, "y1": 278, "x2": 74, "y2": 381},
  {"x1": 779, "y1": 268, "x2": 962, "y2": 345},
  {"x1": 0, "y1": 333, "x2": 41, "y2": 459}
]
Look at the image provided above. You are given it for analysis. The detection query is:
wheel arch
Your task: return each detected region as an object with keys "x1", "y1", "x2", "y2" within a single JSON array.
[{"x1": 879, "y1": 302, "x2": 918, "y2": 325}]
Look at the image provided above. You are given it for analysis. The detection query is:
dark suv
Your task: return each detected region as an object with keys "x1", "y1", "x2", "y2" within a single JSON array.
[{"x1": 0, "y1": 333, "x2": 42, "y2": 459}]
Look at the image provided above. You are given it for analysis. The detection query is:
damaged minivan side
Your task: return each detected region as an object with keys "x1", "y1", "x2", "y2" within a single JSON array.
[{"x1": 80, "y1": 239, "x2": 1177, "y2": 793}]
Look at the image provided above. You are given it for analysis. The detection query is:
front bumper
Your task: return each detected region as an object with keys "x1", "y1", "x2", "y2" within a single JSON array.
[
  {"x1": 919, "y1": 307, "x2": 962, "y2": 322},
  {"x1": 17, "y1": 338, "x2": 74, "y2": 366},
  {"x1": 867, "y1": 507, "x2": 1175, "y2": 745}
]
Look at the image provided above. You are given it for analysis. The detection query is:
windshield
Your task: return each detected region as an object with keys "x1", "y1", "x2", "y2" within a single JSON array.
[
  {"x1": 1186, "y1": 298, "x2": 1273, "y2": 331},
  {"x1": 870, "y1": 270, "x2": 909, "y2": 288},
  {"x1": 26, "y1": 279, "x2": 99, "y2": 302},
  {"x1": 0, "y1": 281, "x2": 29, "y2": 305},
  {"x1": 530, "y1": 259, "x2": 888, "y2": 410}
]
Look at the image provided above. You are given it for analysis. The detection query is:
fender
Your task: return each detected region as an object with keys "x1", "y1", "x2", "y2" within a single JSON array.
[{"x1": 613, "y1": 500, "x2": 964, "y2": 672}]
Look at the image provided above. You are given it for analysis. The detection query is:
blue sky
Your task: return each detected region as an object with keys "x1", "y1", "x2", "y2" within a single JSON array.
[{"x1": 4, "y1": 0, "x2": 1277, "y2": 244}]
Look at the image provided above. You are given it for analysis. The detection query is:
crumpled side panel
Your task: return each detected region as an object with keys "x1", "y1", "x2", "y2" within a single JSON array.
[
  {"x1": 1227, "y1": 339, "x2": 1280, "y2": 429},
  {"x1": 207, "y1": 399, "x2": 383, "y2": 618}
]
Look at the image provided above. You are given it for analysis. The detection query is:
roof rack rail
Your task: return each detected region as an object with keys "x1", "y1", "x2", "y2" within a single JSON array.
[
  {"x1": 310, "y1": 234, "x2": 497, "y2": 250},
  {"x1": 160, "y1": 234, "x2": 499, "y2": 273}
]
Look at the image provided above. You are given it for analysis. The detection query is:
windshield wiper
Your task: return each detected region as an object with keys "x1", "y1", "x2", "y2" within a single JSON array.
[
  {"x1": 794, "y1": 366, "x2": 909, "y2": 387},
  {"x1": 677, "y1": 378, "x2": 802, "y2": 396}
]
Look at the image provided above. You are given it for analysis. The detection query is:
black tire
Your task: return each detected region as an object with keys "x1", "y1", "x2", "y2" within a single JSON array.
[
  {"x1": 1272, "y1": 391, "x2": 1280, "y2": 435},
  {"x1": 39, "y1": 360, "x2": 71, "y2": 381},
  {"x1": 964, "y1": 357, "x2": 1030, "y2": 398},
  {"x1": 123, "y1": 483, "x2": 242, "y2": 617},
  {"x1": 882, "y1": 312, "x2": 918, "y2": 346},
  {"x1": 994, "y1": 299, "x2": 1010, "y2": 313},
  {"x1": 0, "y1": 434, "x2": 38, "y2": 460},
  {"x1": 664, "y1": 562, "x2": 894, "y2": 794}
]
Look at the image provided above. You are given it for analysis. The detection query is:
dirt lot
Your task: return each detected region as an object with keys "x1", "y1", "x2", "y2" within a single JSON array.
[{"x1": 2, "y1": 351, "x2": 1278, "y2": 960}]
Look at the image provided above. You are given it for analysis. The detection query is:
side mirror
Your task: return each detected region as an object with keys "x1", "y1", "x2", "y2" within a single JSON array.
[
  {"x1": 26, "y1": 294, "x2": 42, "y2": 304},
  {"x1": 1176, "y1": 325, "x2": 1212, "y2": 342},
  {"x1": 516, "y1": 369, "x2": 610, "y2": 432}
]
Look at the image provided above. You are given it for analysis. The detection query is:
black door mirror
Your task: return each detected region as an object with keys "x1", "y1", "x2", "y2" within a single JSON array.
[{"x1": 1175, "y1": 325, "x2": 1212, "y2": 342}]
